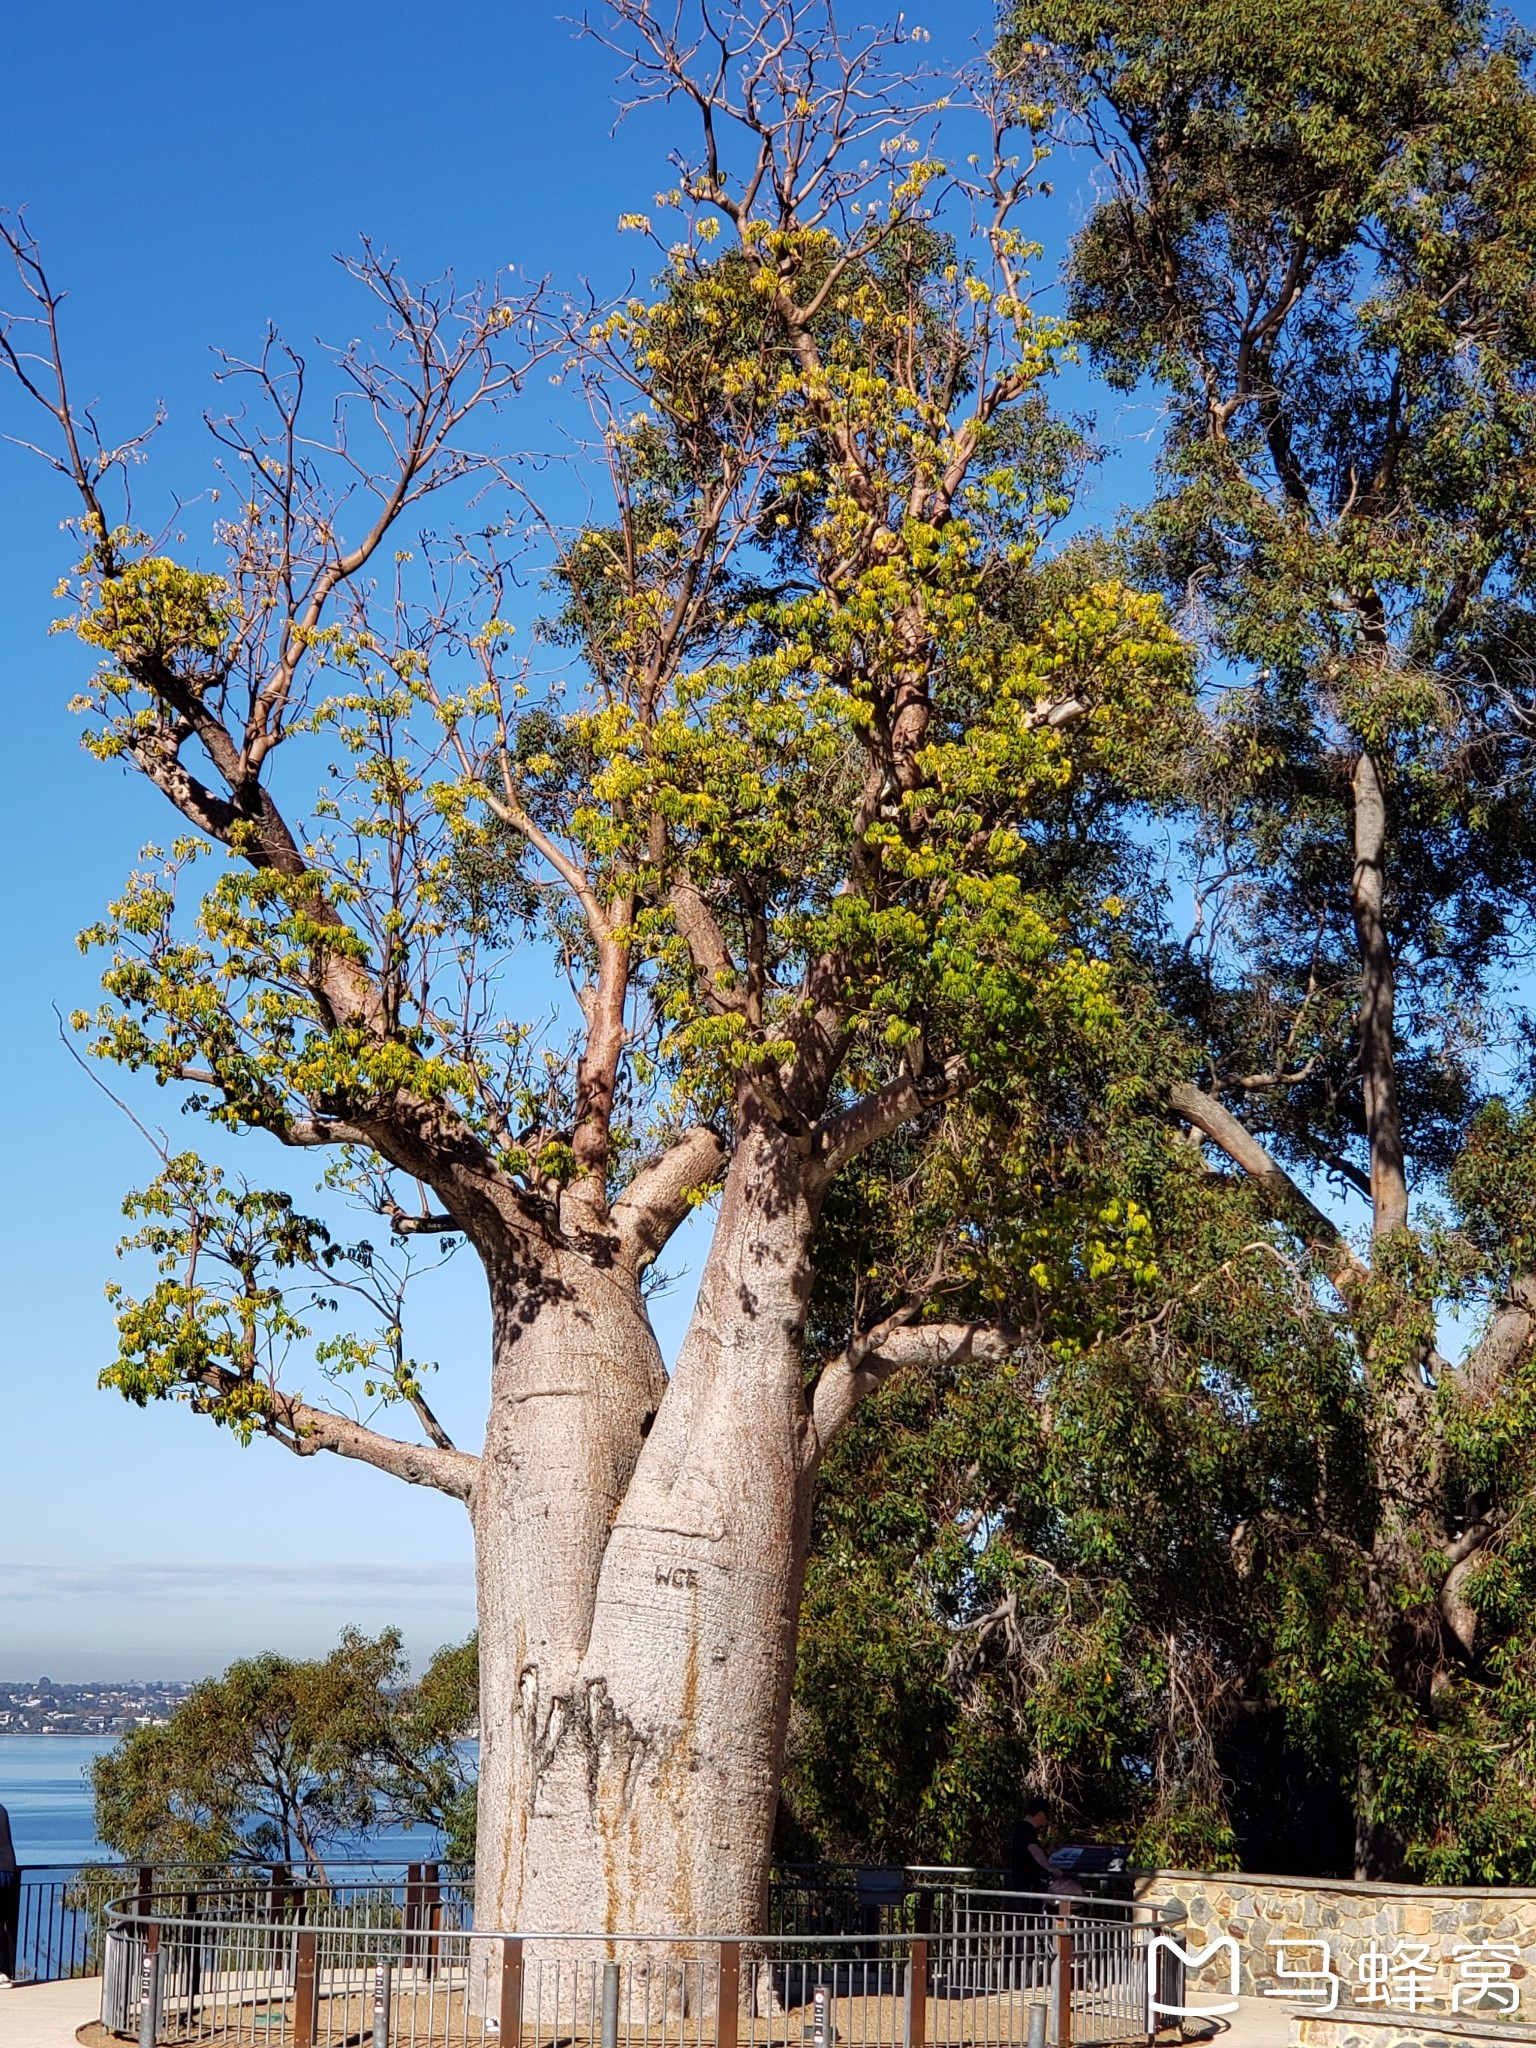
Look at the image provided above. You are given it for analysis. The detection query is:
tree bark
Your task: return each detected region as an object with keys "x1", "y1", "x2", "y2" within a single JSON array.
[
  {"x1": 1350, "y1": 748, "x2": 1410, "y2": 1237},
  {"x1": 472, "y1": 1118, "x2": 819, "y2": 1937}
]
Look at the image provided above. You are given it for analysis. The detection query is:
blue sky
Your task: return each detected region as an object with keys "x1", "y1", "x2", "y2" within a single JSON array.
[
  {"x1": 1, "y1": 0, "x2": 1053, "y2": 1678},
  {"x1": 7, "y1": 0, "x2": 1524, "y2": 1684}
]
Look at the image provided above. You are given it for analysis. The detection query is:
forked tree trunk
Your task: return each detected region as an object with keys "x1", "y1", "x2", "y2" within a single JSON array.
[{"x1": 472, "y1": 1123, "x2": 819, "y2": 1936}]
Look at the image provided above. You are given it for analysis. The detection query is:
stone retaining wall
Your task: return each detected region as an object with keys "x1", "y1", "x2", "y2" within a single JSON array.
[
  {"x1": 1292, "y1": 2001, "x2": 1536, "y2": 2048},
  {"x1": 1131, "y1": 1871, "x2": 1536, "y2": 2011}
]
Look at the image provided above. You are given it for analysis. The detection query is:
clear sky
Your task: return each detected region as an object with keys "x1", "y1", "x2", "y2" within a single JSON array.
[{"x1": 0, "y1": 0, "x2": 1038, "y2": 1679}]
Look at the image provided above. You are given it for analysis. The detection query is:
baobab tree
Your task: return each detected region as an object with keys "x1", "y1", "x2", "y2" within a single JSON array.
[{"x1": 1, "y1": 1, "x2": 1189, "y2": 1931}]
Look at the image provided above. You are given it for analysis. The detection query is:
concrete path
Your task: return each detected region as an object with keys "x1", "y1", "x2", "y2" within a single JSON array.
[
  {"x1": 0, "y1": 1980, "x2": 1299, "y2": 2048},
  {"x1": 0, "y1": 1977, "x2": 100, "y2": 2048},
  {"x1": 1192, "y1": 1996, "x2": 1295, "y2": 2048}
]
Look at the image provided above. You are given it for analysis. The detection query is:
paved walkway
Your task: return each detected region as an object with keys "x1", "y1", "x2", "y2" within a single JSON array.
[
  {"x1": 0, "y1": 1978, "x2": 99, "y2": 2048},
  {"x1": 1210, "y1": 1997, "x2": 1295, "y2": 2048},
  {"x1": 0, "y1": 1981, "x2": 1299, "y2": 2048}
]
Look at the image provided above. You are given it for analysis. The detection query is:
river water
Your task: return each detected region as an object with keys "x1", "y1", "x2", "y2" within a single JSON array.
[{"x1": 0, "y1": 1736, "x2": 448, "y2": 1867}]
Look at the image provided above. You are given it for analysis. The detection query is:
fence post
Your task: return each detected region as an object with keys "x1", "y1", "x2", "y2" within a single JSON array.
[
  {"x1": 404, "y1": 1864, "x2": 422, "y2": 1966},
  {"x1": 137, "y1": 1922, "x2": 162, "y2": 2048},
  {"x1": 905, "y1": 1937, "x2": 927, "y2": 2048},
  {"x1": 294, "y1": 1930, "x2": 318, "y2": 2048},
  {"x1": 1053, "y1": 1906, "x2": 1073, "y2": 2048},
  {"x1": 423, "y1": 1864, "x2": 442, "y2": 1982},
  {"x1": 717, "y1": 1941, "x2": 740, "y2": 2048},
  {"x1": 600, "y1": 1959, "x2": 620, "y2": 2048},
  {"x1": 182, "y1": 1889, "x2": 203, "y2": 2011},
  {"x1": 499, "y1": 1937, "x2": 524, "y2": 2042}
]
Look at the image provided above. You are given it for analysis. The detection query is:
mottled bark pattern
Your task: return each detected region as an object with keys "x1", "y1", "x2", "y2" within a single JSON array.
[{"x1": 473, "y1": 1124, "x2": 817, "y2": 1936}]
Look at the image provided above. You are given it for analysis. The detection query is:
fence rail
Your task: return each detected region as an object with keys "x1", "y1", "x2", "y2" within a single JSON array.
[
  {"x1": 13, "y1": 1865, "x2": 1032, "y2": 1987},
  {"x1": 96, "y1": 1893, "x2": 1177, "y2": 2048},
  {"x1": 10, "y1": 1864, "x2": 468, "y2": 1987}
]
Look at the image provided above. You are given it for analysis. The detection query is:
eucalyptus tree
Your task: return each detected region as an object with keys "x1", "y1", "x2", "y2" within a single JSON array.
[
  {"x1": 93, "y1": 1630, "x2": 474, "y2": 1874},
  {"x1": 1, "y1": 2, "x2": 1190, "y2": 1930},
  {"x1": 1002, "y1": 0, "x2": 1536, "y2": 1872}
]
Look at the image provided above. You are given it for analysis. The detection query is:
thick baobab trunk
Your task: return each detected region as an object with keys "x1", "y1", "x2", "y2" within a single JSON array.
[{"x1": 472, "y1": 1125, "x2": 818, "y2": 1936}]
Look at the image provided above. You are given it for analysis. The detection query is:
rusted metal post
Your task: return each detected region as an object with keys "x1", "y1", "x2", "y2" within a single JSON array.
[
  {"x1": 1053, "y1": 1906, "x2": 1073, "y2": 2048},
  {"x1": 404, "y1": 1864, "x2": 421, "y2": 1967},
  {"x1": 499, "y1": 1937, "x2": 524, "y2": 2043},
  {"x1": 717, "y1": 1941, "x2": 740, "y2": 2048},
  {"x1": 294, "y1": 1930, "x2": 319, "y2": 2048},
  {"x1": 423, "y1": 1864, "x2": 442, "y2": 1982},
  {"x1": 905, "y1": 1938, "x2": 928, "y2": 2048}
]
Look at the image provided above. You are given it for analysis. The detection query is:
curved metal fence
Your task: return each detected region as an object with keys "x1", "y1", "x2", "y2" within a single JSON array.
[
  {"x1": 95, "y1": 1884, "x2": 1180, "y2": 2048},
  {"x1": 12, "y1": 1863, "x2": 470, "y2": 1985}
]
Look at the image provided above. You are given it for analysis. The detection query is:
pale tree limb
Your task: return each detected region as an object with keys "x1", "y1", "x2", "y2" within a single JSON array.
[
  {"x1": 183, "y1": 1359, "x2": 479, "y2": 1501},
  {"x1": 613, "y1": 1126, "x2": 729, "y2": 1273},
  {"x1": 1456, "y1": 1275, "x2": 1536, "y2": 1405},
  {"x1": 809, "y1": 1057, "x2": 968, "y2": 1185},
  {"x1": 1168, "y1": 1080, "x2": 1369, "y2": 1292},
  {"x1": 1350, "y1": 747, "x2": 1410, "y2": 1237},
  {"x1": 268, "y1": 1388, "x2": 478, "y2": 1500},
  {"x1": 1439, "y1": 1517, "x2": 1499, "y2": 1657},
  {"x1": 669, "y1": 881, "x2": 748, "y2": 1015},
  {"x1": 811, "y1": 1319, "x2": 1019, "y2": 1449}
]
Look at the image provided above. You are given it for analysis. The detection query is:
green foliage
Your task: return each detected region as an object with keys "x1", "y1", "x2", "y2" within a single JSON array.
[
  {"x1": 1003, "y1": 0, "x2": 1536, "y2": 1191},
  {"x1": 92, "y1": 1630, "x2": 476, "y2": 1868},
  {"x1": 98, "y1": 1150, "x2": 454, "y2": 1443},
  {"x1": 390, "y1": 1635, "x2": 480, "y2": 1866},
  {"x1": 787, "y1": 1084, "x2": 1374, "y2": 1868},
  {"x1": 789, "y1": 1097, "x2": 1536, "y2": 1878}
]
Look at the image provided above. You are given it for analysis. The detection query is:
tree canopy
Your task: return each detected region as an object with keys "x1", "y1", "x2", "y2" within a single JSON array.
[
  {"x1": 93, "y1": 1630, "x2": 477, "y2": 1871},
  {"x1": 777, "y1": 0, "x2": 1536, "y2": 1885},
  {"x1": 9, "y1": 0, "x2": 1536, "y2": 1901}
]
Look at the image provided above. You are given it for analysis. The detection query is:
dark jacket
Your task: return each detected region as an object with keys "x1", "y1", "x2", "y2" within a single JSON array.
[
  {"x1": 1006, "y1": 1817, "x2": 1053, "y2": 1893},
  {"x1": 0, "y1": 1804, "x2": 16, "y2": 1876}
]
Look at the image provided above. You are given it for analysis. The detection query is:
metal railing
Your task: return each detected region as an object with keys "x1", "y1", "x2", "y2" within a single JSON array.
[
  {"x1": 14, "y1": 1862, "x2": 1013, "y2": 1985},
  {"x1": 11, "y1": 1863, "x2": 466, "y2": 1985},
  {"x1": 97, "y1": 1885, "x2": 1179, "y2": 2048}
]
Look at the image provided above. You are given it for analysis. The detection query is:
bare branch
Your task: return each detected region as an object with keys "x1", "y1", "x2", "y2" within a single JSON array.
[
  {"x1": 1168, "y1": 1079, "x2": 1369, "y2": 1292},
  {"x1": 811, "y1": 1318, "x2": 1019, "y2": 1449},
  {"x1": 1457, "y1": 1276, "x2": 1536, "y2": 1405},
  {"x1": 810, "y1": 1057, "x2": 968, "y2": 1185},
  {"x1": 669, "y1": 881, "x2": 748, "y2": 1015},
  {"x1": 613, "y1": 1126, "x2": 729, "y2": 1272},
  {"x1": 268, "y1": 1387, "x2": 477, "y2": 1500}
]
